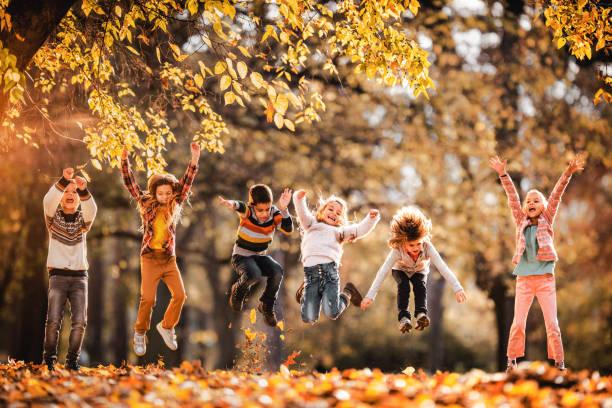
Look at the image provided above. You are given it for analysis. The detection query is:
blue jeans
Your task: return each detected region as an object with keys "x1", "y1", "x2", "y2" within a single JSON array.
[
  {"x1": 42, "y1": 275, "x2": 88, "y2": 363},
  {"x1": 231, "y1": 255, "x2": 284, "y2": 305},
  {"x1": 301, "y1": 262, "x2": 348, "y2": 323}
]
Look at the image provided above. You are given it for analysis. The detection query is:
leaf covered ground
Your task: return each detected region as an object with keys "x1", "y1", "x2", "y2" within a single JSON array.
[{"x1": 0, "y1": 360, "x2": 609, "y2": 407}]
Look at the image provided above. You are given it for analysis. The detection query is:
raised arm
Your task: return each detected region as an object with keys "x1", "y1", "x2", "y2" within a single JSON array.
[
  {"x1": 75, "y1": 176, "x2": 97, "y2": 232},
  {"x1": 339, "y1": 209, "x2": 380, "y2": 243},
  {"x1": 218, "y1": 196, "x2": 248, "y2": 215},
  {"x1": 545, "y1": 153, "x2": 585, "y2": 223},
  {"x1": 293, "y1": 190, "x2": 315, "y2": 230},
  {"x1": 43, "y1": 168, "x2": 73, "y2": 217},
  {"x1": 176, "y1": 143, "x2": 200, "y2": 204},
  {"x1": 363, "y1": 249, "x2": 401, "y2": 303},
  {"x1": 120, "y1": 149, "x2": 144, "y2": 201},
  {"x1": 489, "y1": 156, "x2": 523, "y2": 224},
  {"x1": 276, "y1": 188, "x2": 294, "y2": 234}
]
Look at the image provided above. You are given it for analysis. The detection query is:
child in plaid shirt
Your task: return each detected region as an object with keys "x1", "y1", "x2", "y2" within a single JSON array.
[{"x1": 120, "y1": 143, "x2": 200, "y2": 356}]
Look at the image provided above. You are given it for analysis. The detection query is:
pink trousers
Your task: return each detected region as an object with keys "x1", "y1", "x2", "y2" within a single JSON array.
[{"x1": 507, "y1": 274, "x2": 564, "y2": 362}]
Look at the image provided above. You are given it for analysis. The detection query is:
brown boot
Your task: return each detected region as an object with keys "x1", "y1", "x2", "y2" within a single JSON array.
[
  {"x1": 257, "y1": 301, "x2": 278, "y2": 327},
  {"x1": 342, "y1": 282, "x2": 363, "y2": 307}
]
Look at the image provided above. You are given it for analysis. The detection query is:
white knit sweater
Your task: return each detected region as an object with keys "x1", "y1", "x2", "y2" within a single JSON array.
[{"x1": 293, "y1": 193, "x2": 380, "y2": 267}]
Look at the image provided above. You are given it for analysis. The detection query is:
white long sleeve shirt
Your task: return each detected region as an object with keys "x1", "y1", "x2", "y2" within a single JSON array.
[
  {"x1": 293, "y1": 192, "x2": 380, "y2": 267},
  {"x1": 365, "y1": 241, "x2": 463, "y2": 300},
  {"x1": 43, "y1": 178, "x2": 97, "y2": 271}
]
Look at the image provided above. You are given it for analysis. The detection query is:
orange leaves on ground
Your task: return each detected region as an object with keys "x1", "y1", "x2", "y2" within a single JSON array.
[{"x1": 0, "y1": 360, "x2": 610, "y2": 406}]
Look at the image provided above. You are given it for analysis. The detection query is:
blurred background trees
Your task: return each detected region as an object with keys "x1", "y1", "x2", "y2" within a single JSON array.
[{"x1": 0, "y1": 0, "x2": 610, "y2": 373}]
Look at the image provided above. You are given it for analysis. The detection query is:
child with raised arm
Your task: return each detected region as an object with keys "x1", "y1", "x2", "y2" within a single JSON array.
[
  {"x1": 218, "y1": 185, "x2": 293, "y2": 326},
  {"x1": 42, "y1": 167, "x2": 97, "y2": 370},
  {"x1": 121, "y1": 143, "x2": 200, "y2": 356},
  {"x1": 361, "y1": 207, "x2": 466, "y2": 333},
  {"x1": 293, "y1": 189, "x2": 380, "y2": 323},
  {"x1": 489, "y1": 153, "x2": 586, "y2": 372}
]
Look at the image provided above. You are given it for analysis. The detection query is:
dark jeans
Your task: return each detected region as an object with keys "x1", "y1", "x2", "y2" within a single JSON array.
[
  {"x1": 301, "y1": 262, "x2": 347, "y2": 323},
  {"x1": 231, "y1": 254, "x2": 284, "y2": 306},
  {"x1": 392, "y1": 270, "x2": 427, "y2": 321},
  {"x1": 42, "y1": 275, "x2": 88, "y2": 363}
]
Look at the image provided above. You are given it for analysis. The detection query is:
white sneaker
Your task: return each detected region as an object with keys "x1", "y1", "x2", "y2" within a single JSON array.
[
  {"x1": 156, "y1": 322, "x2": 178, "y2": 351},
  {"x1": 133, "y1": 332, "x2": 147, "y2": 356}
]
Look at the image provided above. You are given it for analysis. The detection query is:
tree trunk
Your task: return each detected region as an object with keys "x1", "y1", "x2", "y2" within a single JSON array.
[
  {"x1": 490, "y1": 275, "x2": 514, "y2": 371},
  {"x1": 426, "y1": 273, "x2": 446, "y2": 373},
  {"x1": 86, "y1": 252, "x2": 105, "y2": 365}
]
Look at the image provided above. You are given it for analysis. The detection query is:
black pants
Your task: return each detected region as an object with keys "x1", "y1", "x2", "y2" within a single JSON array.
[
  {"x1": 392, "y1": 270, "x2": 427, "y2": 321},
  {"x1": 231, "y1": 254, "x2": 284, "y2": 305}
]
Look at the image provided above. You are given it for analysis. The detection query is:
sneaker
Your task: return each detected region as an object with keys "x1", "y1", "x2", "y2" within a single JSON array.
[
  {"x1": 554, "y1": 361, "x2": 566, "y2": 371},
  {"x1": 399, "y1": 316, "x2": 413, "y2": 333},
  {"x1": 156, "y1": 322, "x2": 178, "y2": 351},
  {"x1": 415, "y1": 313, "x2": 430, "y2": 331},
  {"x1": 133, "y1": 332, "x2": 147, "y2": 356},
  {"x1": 44, "y1": 359, "x2": 56, "y2": 371},
  {"x1": 342, "y1": 282, "x2": 363, "y2": 307},
  {"x1": 66, "y1": 360, "x2": 81, "y2": 371},
  {"x1": 257, "y1": 301, "x2": 278, "y2": 327},
  {"x1": 506, "y1": 359, "x2": 517, "y2": 373},
  {"x1": 229, "y1": 281, "x2": 249, "y2": 312},
  {"x1": 295, "y1": 281, "x2": 305, "y2": 304}
]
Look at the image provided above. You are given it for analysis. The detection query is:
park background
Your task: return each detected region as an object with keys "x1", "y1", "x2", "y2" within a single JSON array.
[{"x1": 0, "y1": 0, "x2": 610, "y2": 376}]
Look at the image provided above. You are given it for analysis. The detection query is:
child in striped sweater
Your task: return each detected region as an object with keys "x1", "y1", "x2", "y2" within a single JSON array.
[
  {"x1": 293, "y1": 189, "x2": 380, "y2": 323},
  {"x1": 489, "y1": 153, "x2": 585, "y2": 372},
  {"x1": 121, "y1": 143, "x2": 200, "y2": 357},
  {"x1": 219, "y1": 184, "x2": 293, "y2": 326},
  {"x1": 361, "y1": 207, "x2": 466, "y2": 333},
  {"x1": 43, "y1": 167, "x2": 97, "y2": 370}
]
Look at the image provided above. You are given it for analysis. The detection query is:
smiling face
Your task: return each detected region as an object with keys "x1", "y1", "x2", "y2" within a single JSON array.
[
  {"x1": 61, "y1": 182, "x2": 80, "y2": 213},
  {"x1": 523, "y1": 190, "x2": 546, "y2": 219},
  {"x1": 403, "y1": 239, "x2": 425, "y2": 258},
  {"x1": 253, "y1": 202, "x2": 272, "y2": 222},
  {"x1": 155, "y1": 184, "x2": 174, "y2": 205},
  {"x1": 320, "y1": 201, "x2": 345, "y2": 227}
]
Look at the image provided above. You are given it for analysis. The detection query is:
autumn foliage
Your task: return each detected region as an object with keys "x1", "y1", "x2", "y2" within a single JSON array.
[{"x1": 1, "y1": 360, "x2": 609, "y2": 407}]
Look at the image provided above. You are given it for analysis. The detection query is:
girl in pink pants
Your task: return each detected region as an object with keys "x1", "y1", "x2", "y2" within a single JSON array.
[{"x1": 489, "y1": 153, "x2": 586, "y2": 372}]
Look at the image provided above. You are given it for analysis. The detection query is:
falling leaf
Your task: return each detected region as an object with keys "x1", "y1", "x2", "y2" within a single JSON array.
[{"x1": 250, "y1": 308, "x2": 257, "y2": 324}]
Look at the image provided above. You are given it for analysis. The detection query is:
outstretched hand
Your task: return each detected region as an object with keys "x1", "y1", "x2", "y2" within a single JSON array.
[
  {"x1": 567, "y1": 152, "x2": 586, "y2": 174},
  {"x1": 62, "y1": 167, "x2": 75, "y2": 180},
  {"x1": 369, "y1": 209, "x2": 379, "y2": 219},
  {"x1": 455, "y1": 290, "x2": 467, "y2": 304},
  {"x1": 277, "y1": 188, "x2": 293, "y2": 211},
  {"x1": 360, "y1": 297, "x2": 373, "y2": 310},
  {"x1": 218, "y1": 195, "x2": 234, "y2": 210},
  {"x1": 74, "y1": 176, "x2": 87, "y2": 190},
  {"x1": 488, "y1": 156, "x2": 507, "y2": 176},
  {"x1": 190, "y1": 142, "x2": 201, "y2": 164},
  {"x1": 295, "y1": 189, "x2": 307, "y2": 200}
]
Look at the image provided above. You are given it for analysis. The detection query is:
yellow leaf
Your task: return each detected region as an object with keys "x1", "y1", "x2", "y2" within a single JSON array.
[
  {"x1": 277, "y1": 320, "x2": 284, "y2": 331},
  {"x1": 186, "y1": 0, "x2": 198, "y2": 15},
  {"x1": 224, "y1": 91, "x2": 236, "y2": 105},
  {"x1": 274, "y1": 113, "x2": 284, "y2": 129},
  {"x1": 250, "y1": 309, "x2": 257, "y2": 324},
  {"x1": 194, "y1": 74, "x2": 204, "y2": 88},
  {"x1": 556, "y1": 37, "x2": 566, "y2": 49},
  {"x1": 220, "y1": 75, "x2": 231, "y2": 91},
  {"x1": 156, "y1": 47, "x2": 161, "y2": 63},
  {"x1": 284, "y1": 119, "x2": 295, "y2": 132},
  {"x1": 214, "y1": 61, "x2": 226, "y2": 75},
  {"x1": 402, "y1": 366, "x2": 415, "y2": 376},
  {"x1": 114, "y1": 5, "x2": 122, "y2": 17},
  {"x1": 238, "y1": 46, "x2": 252, "y2": 58},
  {"x1": 244, "y1": 328, "x2": 256, "y2": 341},
  {"x1": 585, "y1": 45, "x2": 592, "y2": 59},
  {"x1": 237, "y1": 61, "x2": 248, "y2": 79},
  {"x1": 169, "y1": 43, "x2": 181, "y2": 58},
  {"x1": 274, "y1": 94, "x2": 289, "y2": 115},
  {"x1": 250, "y1": 72, "x2": 265, "y2": 89},
  {"x1": 90, "y1": 159, "x2": 102, "y2": 171},
  {"x1": 126, "y1": 46, "x2": 139, "y2": 55}
]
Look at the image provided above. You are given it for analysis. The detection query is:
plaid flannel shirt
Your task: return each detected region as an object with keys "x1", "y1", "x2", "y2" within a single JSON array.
[
  {"x1": 121, "y1": 157, "x2": 198, "y2": 256},
  {"x1": 500, "y1": 171, "x2": 572, "y2": 265}
]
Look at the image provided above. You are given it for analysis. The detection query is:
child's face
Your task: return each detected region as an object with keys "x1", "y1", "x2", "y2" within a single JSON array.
[
  {"x1": 155, "y1": 184, "x2": 174, "y2": 205},
  {"x1": 61, "y1": 182, "x2": 80, "y2": 213},
  {"x1": 253, "y1": 202, "x2": 272, "y2": 222},
  {"x1": 403, "y1": 239, "x2": 425, "y2": 257},
  {"x1": 321, "y1": 201, "x2": 345, "y2": 226},
  {"x1": 523, "y1": 191, "x2": 545, "y2": 219}
]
